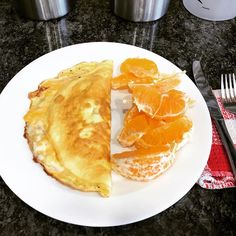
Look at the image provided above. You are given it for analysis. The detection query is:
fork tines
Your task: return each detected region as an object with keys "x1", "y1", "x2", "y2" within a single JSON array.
[{"x1": 221, "y1": 73, "x2": 236, "y2": 103}]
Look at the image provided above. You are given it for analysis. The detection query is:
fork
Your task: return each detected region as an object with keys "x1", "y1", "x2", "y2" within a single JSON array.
[{"x1": 221, "y1": 73, "x2": 236, "y2": 114}]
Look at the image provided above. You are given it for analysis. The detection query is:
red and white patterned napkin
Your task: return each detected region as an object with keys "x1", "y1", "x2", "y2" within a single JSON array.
[{"x1": 197, "y1": 90, "x2": 236, "y2": 189}]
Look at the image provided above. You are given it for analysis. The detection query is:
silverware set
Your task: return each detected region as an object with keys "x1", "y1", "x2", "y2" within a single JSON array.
[{"x1": 193, "y1": 61, "x2": 236, "y2": 179}]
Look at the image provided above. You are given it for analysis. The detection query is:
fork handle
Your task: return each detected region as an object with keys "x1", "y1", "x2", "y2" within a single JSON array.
[{"x1": 214, "y1": 118, "x2": 236, "y2": 180}]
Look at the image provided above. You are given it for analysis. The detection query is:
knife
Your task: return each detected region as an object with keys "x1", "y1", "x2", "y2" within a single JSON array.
[{"x1": 192, "y1": 61, "x2": 236, "y2": 179}]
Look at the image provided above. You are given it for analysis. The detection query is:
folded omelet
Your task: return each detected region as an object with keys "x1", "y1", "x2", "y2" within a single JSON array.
[{"x1": 24, "y1": 60, "x2": 113, "y2": 197}]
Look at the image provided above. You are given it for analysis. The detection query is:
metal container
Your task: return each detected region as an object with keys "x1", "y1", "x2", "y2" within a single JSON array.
[
  {"x1": 15, "y1": 0, "x2": 74, "y2": 21},
  {"x1": 114, "y1": 0, "x2": 171, "y2": 22}
]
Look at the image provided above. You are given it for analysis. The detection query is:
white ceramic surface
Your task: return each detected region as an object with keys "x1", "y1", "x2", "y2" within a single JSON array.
[
  {"x1": 0, "y1": 42, "x2": 212, "y2": 226},
  {"x1": 183, "y1": 0, "x2": 236, "y2": 21}
]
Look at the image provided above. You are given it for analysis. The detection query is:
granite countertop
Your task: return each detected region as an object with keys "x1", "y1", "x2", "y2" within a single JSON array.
[{"x1": 0, "y1": 0, "x2": 235, "y2": 235}]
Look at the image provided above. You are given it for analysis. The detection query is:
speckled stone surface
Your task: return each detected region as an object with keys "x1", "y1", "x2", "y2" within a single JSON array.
[{"x1": 0, "y1": 0, "x2": 235, "y2": 235}]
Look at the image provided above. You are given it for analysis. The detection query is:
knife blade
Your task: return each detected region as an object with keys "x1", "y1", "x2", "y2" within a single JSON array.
[{"x1": 192, "y1": 61, "x2": 236, "y2": 179}]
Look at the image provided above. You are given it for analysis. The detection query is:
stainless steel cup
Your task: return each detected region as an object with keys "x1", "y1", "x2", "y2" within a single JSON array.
[
  {"x1": 15, "y1": 0, "x2": 74, "y2": 21},
  {"x1": 114, "y1": 0, "x2": 171, "y2": 22}
]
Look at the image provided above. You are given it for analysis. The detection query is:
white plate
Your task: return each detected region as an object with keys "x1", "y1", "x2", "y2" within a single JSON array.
[{"x1": 0, "y1": 42, "x2": 212, "y2": 227}]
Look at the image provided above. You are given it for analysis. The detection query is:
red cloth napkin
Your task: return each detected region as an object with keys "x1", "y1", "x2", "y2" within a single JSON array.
[{"x1": 197, "y1": 90, "x2": 236, "y2": 189}]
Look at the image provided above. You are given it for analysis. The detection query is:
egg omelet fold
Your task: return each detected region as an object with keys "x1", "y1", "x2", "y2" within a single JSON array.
[{"x1": 24, "y1": 60, "x2": 113, "y2": 197}]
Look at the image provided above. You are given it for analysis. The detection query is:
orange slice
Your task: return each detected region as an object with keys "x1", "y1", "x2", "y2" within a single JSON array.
[
  {"x1": 154, "y1": 76, "x2": 181, "y2": 93},
  {"x1": 131, "y1": 85, "x2": 188, "y2": 121},
  {"x1": 128, "y1": 74, "x2": 181, "y2": 93},
  {"x1": 135, "y1": 116, "x2": 193, "y2": 149},
  {"x1": 111, "y1": 72, "x2": 155, "y2": 90},
  {"x1": 120, "y1": 58, "x2": 158, "y2": 78},
  {"x1": 118, "y1": 113, "x2": 149, "y2": 147},
  {"x1": 111, "y1": 145, "x2": 175, "y2": 181},
  {"x1": 112, "y1": 73, "x2": 181, "y2": 91},
  {"x1": 118, "y1": 105, "x2": 165, "y2": 147},
  {"x1": 123, "y1": 105, "x2": 140, "y2": 125}
]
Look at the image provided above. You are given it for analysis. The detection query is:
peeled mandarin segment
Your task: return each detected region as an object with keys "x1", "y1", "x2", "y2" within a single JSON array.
[
  {"x1": 112, "y1": 72, "x2": 157, "y2": 90},
  {"x1": 120, "y1": 58, "x2": 158, "y2": 78},
  {"x1": 118, "y1": 105, "x2": 141, "y2": 147},
  {"x1": 155, "y1": 76, "x2": 181, "y2": 93},
  {"x1": 111, "y1": 73, "x2": 137, "y2": 90},
  {"x1": 124, "y1": 114, "x2": 149, "y2": 133},
  {"x1": 118, "y1": 114, "x2": 149, "y2": 147},
  {"x1": 127, "y1": 76, "x2": 158, "y2": 92},
  {"x1": 128, "y1": 81, "x2": 157, "y2": 93},
  {"x1": 112, "y1": 145, "x2": 170, "y2": 159},
  {"x1": 123, "y1": 105, "x2": 140, "y2": 125},
  {"x1": 111, "y1": 73, "x2": 129, "y2": 90},
  {"x1": 111, "y1": 146, "x2": 175, "y2": 181},
  {"x1": 135, "y1": 116, "x2": 193, "y2": 149},
  {"x1": 147, "y1": 117, "x2": 166, "y2": 129},
  {"x1": 153, "y1": 90, "x2": 187, "y2": 120},
  {"x1": 128, "y1": 74, "x2": 181, "y2": 93},
  {"x1": 118, "y1": 132, "x2": 143, "y2": 147},
  {"x1": 123, "y1": 105, "x2": 165, "y2": 128},
  {"x1": 131, "y1": 85, "x2": 188, "y2": 120},
  {"x1": 131, "y1": 85, "x2": 162, "y2": 117},
  {"x1": 118, "y1": 105, "x2": 166, "y2": 147}
]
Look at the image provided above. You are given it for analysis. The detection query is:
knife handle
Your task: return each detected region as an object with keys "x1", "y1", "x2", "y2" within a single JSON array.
[{"x1": 214, "y1": 118, "x2": 236, "y2": 180}]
